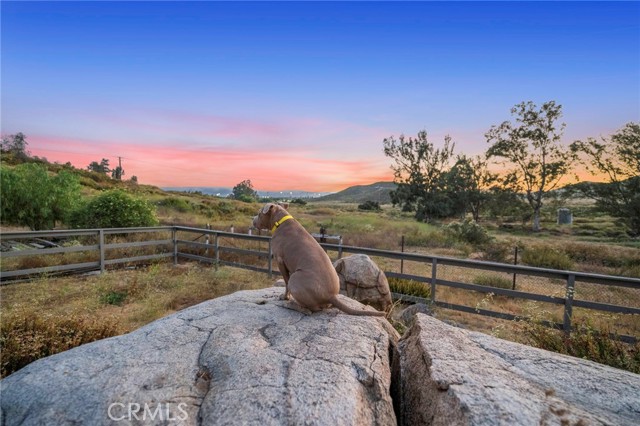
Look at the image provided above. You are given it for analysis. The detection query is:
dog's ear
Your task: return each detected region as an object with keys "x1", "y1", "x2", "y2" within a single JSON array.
[
  {"x1": 261, "y1": 203, "x2": 274, "y2": 214},
  {"x1": 278, "y1": 202, "x2": 290, "y2": 210}
]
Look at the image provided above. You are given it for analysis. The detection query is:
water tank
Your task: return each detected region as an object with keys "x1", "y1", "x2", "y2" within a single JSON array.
[{"x1": 557, "y1": 208, "x2": 573, "y2": 225}]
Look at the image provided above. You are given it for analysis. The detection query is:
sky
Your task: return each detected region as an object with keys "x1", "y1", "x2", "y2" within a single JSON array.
[{"x1": 2, "y1": 1, "x2": 639, "y2": 193}]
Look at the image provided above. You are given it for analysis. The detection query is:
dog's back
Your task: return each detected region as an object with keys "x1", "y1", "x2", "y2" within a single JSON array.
[{"x1": 272, "y1": 219, "x2": 340, "y2": 300}]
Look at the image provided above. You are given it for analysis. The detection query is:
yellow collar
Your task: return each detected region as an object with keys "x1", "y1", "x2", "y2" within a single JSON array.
[{"x1": 271, "y1": 215, "x2": 294, "y2": 233}]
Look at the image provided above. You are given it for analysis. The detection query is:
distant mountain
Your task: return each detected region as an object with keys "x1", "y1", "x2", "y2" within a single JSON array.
[
  {"x1": 162, "y1": 187, "x2": 331, "y2": 199},
  {"x1": 314, "y1": 182, "x2": 396, "y2": 204}
]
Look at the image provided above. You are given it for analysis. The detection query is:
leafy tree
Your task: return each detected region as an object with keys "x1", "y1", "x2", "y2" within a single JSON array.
[
  {"x1": 383, "y1": 130, "x2": 456, "y2": 222},
  {"x1": 1, "y1": 132, "x2": 30, "y2": 161},
  {"x1": 570, "y1": 122, "x2": 640, "y2": 236},
  {"x1": 69, "y1": 190, "x2": 158, "y2": 228},
  {"x1": 485, "y1": 101, "x2": 574, "y2": 231},
  {"x1": 232, "y1": 179, "x2": 258, "y2": 202},
  {"x1": 0, "y1": 163, "x2": 80, "y2": 230},
  {"x1": 111, "y1": 166, "x2": 125, "y2": 180},
  {"x1": 87, "y1": 158, "x2": 110, "y2": 175},
  {"x1": 444, "y1": 155, "x2": 498, "y2": 222},
  {"x1": 484, "y1": 186, "x2": 531, "y2": 223}
]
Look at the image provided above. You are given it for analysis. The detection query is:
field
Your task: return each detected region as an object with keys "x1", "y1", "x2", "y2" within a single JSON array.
[{"x1": 2, "y1": 193, "x2": 639, "y2": 377}]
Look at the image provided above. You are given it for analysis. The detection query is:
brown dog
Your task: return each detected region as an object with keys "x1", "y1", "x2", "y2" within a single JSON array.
[{"x1": 252, "y1": 203, "x2": 385, "y2": 316}]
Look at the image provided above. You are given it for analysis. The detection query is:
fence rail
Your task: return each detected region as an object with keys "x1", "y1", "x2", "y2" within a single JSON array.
[{"x1": 2, "y1": 226, "x2": 639, "y2": 342}]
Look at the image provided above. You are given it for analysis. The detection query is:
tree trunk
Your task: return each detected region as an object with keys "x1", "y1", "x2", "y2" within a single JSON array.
[{"x1": 532, "y1": 207, "x2": 541, "y2": 232}]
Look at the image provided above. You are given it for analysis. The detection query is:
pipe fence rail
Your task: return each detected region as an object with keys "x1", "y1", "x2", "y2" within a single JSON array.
[{"x1": 2, "y1": 226, "x2": 639, "y2": 343}]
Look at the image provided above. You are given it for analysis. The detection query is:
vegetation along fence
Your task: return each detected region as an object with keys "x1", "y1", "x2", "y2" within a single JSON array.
[{"x1": 2, "y1": 226, "x2": 639, "y2": 343}]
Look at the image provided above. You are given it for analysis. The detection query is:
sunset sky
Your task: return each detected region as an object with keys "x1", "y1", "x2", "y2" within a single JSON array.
[{"x1": 2, "y1": 1, "x2": 638, "y2": 193}]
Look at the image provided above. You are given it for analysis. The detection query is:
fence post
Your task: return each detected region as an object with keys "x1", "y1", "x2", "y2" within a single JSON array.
[
  {"x1": 172, "y1": 228, "x2": 178, "y2": 266},
  {"x1": 563, "y1": 274, "x2": 576, "y2": 334},
  {"x1": 205, "y1": 224, "x2": 210, "y2": 256},
  {"x1": 338, "y1": 236, "x2": 343, "y2": 259},
  {"x1": 430, "y1": 258, "x2": 438, "y2": 304},
  {"x1": 214, "y1": 233, "x2": 220, "y2": 270},
  {"x1": 400, "y1": 235, "x2": 405, "y2": 274},
  {"x1": 268, "y1": 238, "x2": 273, "y2": 278},
  {"x1": 99, "y1": 229, "x2": 105, "y2": 273},
  {"x1": 512, "y1": 246, "x2": 519, "y2": 290}
]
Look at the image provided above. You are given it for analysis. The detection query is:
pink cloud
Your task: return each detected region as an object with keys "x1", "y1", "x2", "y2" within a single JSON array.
[
  {"x1": 27, "y1": 134, "x2": 393, "y2": 192},
  {"x1": 83, "y1": 108, "x2": 290, "y2": 143}
]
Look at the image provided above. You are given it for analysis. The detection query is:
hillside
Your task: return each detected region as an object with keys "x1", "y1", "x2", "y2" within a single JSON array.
[{"x1": 314, "y1": 181, "x2": 396, "y2": 204}]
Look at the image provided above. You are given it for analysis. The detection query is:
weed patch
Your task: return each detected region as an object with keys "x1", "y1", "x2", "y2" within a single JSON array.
[
  {"x1": 473, "y1": 273, "x2": 513, "y2": 290},
  {"x1": 514, "y1": 303, "x2": 640, "y2": 373},
  {"x1": 388, "y1": 278, "x2": 431, "y2": 299},
  {"x1": 521, "y1": 245, "x2": 574, "y2": 270},
  {"x1": 100, "y1": 290, "x2": 128, "y2": 306},
  {"x1": 1, "y1": 309, "x2": 120, "y2": 377},
  {"x1": 517, "y1": 316, "x2": 640, "y2": 373},
  {"x1": 445, "y1": 220, "x2": 493, "y2": 247}
]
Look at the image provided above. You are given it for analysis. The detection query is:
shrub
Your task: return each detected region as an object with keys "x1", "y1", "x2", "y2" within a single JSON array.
[
  {"x1": 0, "y1": 163, "x2": 81, "y2": 230},
  {"x1": 481, "y1": 241, "x2": 513, "y2": 263},
  {"x1": 517, "y1": 315, "x2": 640, "y2": 374},
  {"x1": 100, "y1": 290, "x2": 128, "y2": 306},
  {"x1": 388, "y1": 278, "x2": 431, "y2": 299},
  {"x1": 563, "y1": 242, "x2": 640, "y2": 269},
  {"x1": 1, "y1": 310, "x2": 120, "y2": 377},
  {"x1": 403, "y1": 228, "x2": 453, "y2": 248},
  {"x1": 216, "y1": 201, "x2": 235, "y2": 216},
  {"x1": 69, "y1": 190, "x2": 159, "y2": 228},
  {"x1": 473, "y1": 273, "x2": 513, "y2": 290},
  {"x1": 235, "y1": 194, "x2": 255, "y2": 203},
  {"x1": 157, "y1": 197, "x2": 193, "y2": 213},
  {"x1": 444, "y1": 219, "x2": 492, "y2": 246},
  {"x1": 358, "y1": 200, "x2": 381, "y2": 211},
  {"x1": 521, "y1": 245, "x2": 574, "y2": 270}
]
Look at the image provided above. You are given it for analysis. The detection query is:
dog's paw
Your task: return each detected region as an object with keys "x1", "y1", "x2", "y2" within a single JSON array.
[{"x1": 279, "y1": 293, "x2": 291, "y2": 301}]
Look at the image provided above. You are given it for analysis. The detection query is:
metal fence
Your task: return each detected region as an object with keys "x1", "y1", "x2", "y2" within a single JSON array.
[{"x1": 2, "y1": 226, "x2": 639, "y2": 342}]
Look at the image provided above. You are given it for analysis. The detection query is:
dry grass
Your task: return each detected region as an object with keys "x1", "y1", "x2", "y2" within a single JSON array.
[
  {"x1": 1, "y1": 263, "x2": 275, "y2": 377},
  {"x1": 1, "y1": 310, "x2": 119, "y2": 377},
  {"x1": 2, "y1": 200, "x2": 639, "y2": 376}
]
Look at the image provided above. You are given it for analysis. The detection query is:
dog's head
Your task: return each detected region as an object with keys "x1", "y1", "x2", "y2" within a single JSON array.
[{"x1": 252, "y1": 203, "x2": 289, "y2": 230}]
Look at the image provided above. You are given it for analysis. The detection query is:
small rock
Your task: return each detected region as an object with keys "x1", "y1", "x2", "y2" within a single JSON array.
[
  {"x1": 333, "y1": 254, "x2": 393, "y2": 312},
  {"x1": 399, "y1": 303, "x2": 434, "y2": 325}
]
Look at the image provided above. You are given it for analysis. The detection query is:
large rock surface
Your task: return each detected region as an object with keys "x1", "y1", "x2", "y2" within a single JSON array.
[
  {"x1": 4, "y1": 286, "x2": 639, "y2": 426},
  {"x1": 396, "y1": 313, "x2": 640, "y2": 426},
  {"x1": 1, "y1": 287, "x2": 398, "y2": 426}
]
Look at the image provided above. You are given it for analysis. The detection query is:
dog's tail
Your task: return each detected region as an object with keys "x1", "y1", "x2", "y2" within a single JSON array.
[{"x1": 330, "y1": 296, "x2": 386, "y2": 317}]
